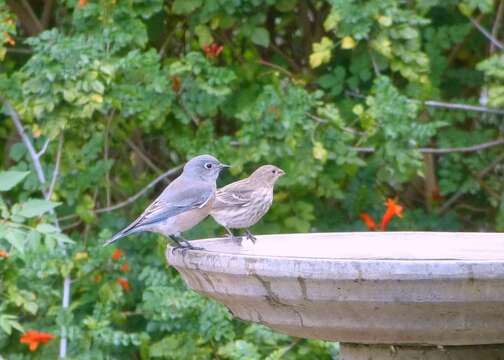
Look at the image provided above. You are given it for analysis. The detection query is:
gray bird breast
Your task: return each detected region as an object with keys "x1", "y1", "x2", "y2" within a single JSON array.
[{"x1": 213, "y1": 189, "x2": 273, "y2": 229}]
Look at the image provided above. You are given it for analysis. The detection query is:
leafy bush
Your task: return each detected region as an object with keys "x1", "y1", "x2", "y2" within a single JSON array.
[{"x1": 1, "y1": 0, "x2": 503, "y2": 358}]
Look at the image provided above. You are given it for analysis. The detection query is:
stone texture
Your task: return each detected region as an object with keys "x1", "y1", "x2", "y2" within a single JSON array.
[
  {"x1": 167, "y1": 232, "x2": 504, "y2": 345},
  {"x1": 339, "y1": 343, "x2": 504, "y2": 360}
]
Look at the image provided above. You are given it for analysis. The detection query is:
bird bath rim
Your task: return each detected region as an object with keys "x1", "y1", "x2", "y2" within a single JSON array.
[{"x1": 167, "y1": 232, "x2": 504, "y2": 352}]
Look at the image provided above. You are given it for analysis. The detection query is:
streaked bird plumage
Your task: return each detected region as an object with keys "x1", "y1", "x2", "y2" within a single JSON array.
[
  {"x1": 104, "y1": 154, "x2": 229, "y2": 249},
  {"x1": 211, "y1": 165, "x2": 285, "y2": 243}
]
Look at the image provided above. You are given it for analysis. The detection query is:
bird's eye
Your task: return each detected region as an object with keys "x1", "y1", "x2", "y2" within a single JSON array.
[
  {"x1": 272, "y1": 170, "x2": 276, "y2": 174},
  {"x1": 205, "y1": 163, "x2": 213, "y2": 169}
]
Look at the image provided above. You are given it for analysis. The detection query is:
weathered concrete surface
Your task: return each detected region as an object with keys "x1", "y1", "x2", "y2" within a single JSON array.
[
  {"x1": 167, "y1": 232, "x2": 504, "y2": 345},
  {"x1": 339, "y1": 343, "x2": 504, "y2": 360}
]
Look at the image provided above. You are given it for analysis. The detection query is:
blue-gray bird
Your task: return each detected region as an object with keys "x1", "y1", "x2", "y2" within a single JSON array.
[
  {"x1": 104, "y1": 154, "x2": 229, "y2": 249},
  {"x1": 210, "y1": 165, "x2": 285, "y2": 244}
]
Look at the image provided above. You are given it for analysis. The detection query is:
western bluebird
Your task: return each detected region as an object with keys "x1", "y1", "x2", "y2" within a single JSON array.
[
  {"x1": 210, "y1": 165, "x2": 285, "y2": 244},
  {"x1": 104, "y1": 154, "x2": 229, "y2": 250}
]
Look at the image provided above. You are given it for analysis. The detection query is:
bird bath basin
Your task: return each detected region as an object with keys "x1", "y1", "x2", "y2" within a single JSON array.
[{"x1": 167, "y1": 232, "x2": 504, "y2": 359}]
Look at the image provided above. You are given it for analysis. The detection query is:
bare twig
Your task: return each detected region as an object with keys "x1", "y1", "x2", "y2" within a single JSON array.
[
  {"x1": 48, "y1": 132, "x2": 64, "y2": 199},
  {"x1": 1, "y1": 97, "x2": 71, "y2": 358},
  {"x1": 59, "y1": 276, "x2": 71, "y2": 358},
  {"x1": 305, "y1": 112, "x2": 365, "y2": 136},
  {"x1": 94, "y1": 165, "x2": 182, "y2": 214},
  {"x1": 61, "y1": 219, "x2": 82, "y2": 231},
  {"x1": 469, "y1": 16, "x2": 504, "y2": 50},
  {"x1": 125, "y1": 138, "x2": 164, "y2": 176},
  {"x1": 178, "y1": 97, "x2": 200, "y2": 126},
  {"x1": 424, "y1": 100, "x2": 504, "y2": 115},
  {"x1": 491, "y1": 0, "x2": 504, "y2": 54},
  {"x1": 368, "y1": 48, "x2": 381, "y2": 76},
  {"x1": 345, "y1": 90, "x2": 504, "y2": 115},
  {"x1": 440, "y1": 151, "x2": 504, "y2": 213},
  {"x1": 420, "y1": 138, "x2": 504, "y2": 154},
  {"x1": 258, "y1": 59, "x2": 295, "y2": 78},
  {"x1": 269, "y1": 43, "x2": 302, "y2": 72},
  {"x1": 305, "y1": 112, "x2": 327, "y2": 124},
  {"x1": 423, "y1": 153, "x2": 438, "y2": 210},
  {"x1": 41, "y1": 0, "x2": 55, "y2": 28},
  {"x1": 352, "y1": 138, "x2": 504, "y2": 154},
  {"x1": 6, "y1": 0, "x2": 43, "y2": 36},
  {"x1": 277, "y1": 339, "x2": 301, "y2": 359},
  {"x1": 6, "y1": 48, "x2": 33, "y2": 55},
  {"x1": 58, "y1": 164, "x2": 183, "y2": 223},
  {"x1": 2, "y1": 98, "x2": 47, "y2": 193},
  {"x1": 104, "y1": 116, "x2": 112, "y2": 207},
  {"x1": 37, "y1": 138, "x2": 50, "y2": 158}
]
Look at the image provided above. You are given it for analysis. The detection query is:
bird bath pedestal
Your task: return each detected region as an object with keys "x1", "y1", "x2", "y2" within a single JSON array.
[{"x1": 167, "y1": 232, "x2": 504, "y2": 359}]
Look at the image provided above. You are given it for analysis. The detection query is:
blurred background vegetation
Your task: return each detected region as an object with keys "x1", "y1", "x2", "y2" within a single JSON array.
[{"x1": 1, "y1": 0, "x2": 504, "y2": 358}]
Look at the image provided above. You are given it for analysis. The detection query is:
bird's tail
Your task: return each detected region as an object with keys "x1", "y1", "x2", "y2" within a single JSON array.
[{"x1": 103, "y1": 223, "x2": 141, "y2": 246}]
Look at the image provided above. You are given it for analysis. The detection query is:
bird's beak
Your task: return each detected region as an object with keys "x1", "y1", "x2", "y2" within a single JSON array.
[
  {"x1": 220, "y1": 163, "x2": 231, "y2": 169},
  {"x1": 278, "y1": 169, "x2": 286, "y2": 176}
]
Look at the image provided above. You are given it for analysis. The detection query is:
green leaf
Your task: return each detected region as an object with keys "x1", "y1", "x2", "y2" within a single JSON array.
[
  {"x1": 0, "y1": 171, "x2": 29, "y2": 191},
  {"x1": 195, "y1": 25, "x2": 213, "y2": 47},
  {"x1": 36, "y1": 223, "x2": 59, "y2": 234},
  {"x1": 16, "y1": 199, "x2": 61, "y2": 218},
  {"x1": 172, "y1": 0, "x2": 202, "y2": 14},
  {"x1": 313, "y1": 141, "x2": 328, "y2": 162},
  {"x1": 4, "y1": 227, "x2": 27, "y2": 251},
  {"x1": 0, "y1": 314, "x2": 24, "y2": 335},
  {"x1": 309, "y1": 37, "x2": 334, "y2": 68},
  {"x1": 251, "y1": 28, "x2": 270, "y2": 47}
]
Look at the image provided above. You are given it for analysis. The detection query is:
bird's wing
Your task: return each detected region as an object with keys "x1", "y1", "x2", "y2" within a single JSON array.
[
  {"x1": 133, "y1": 185, "x2": 213, "y2": 228},
  {"x1": 104, "y1": 183, "x2": 213, "y2": 246},
  {"x1": 213, "y1": 179, "x2": 256, "y2": 208}
]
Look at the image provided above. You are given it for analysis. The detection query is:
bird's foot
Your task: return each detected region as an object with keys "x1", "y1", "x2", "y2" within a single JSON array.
[
  {"x1": 224, "y1": 227, "x2": 243, "y2": 245},
  {"x1": 245, "y1": 230, "x2": 257, "y2": 244},
  {"x1": 227, "y1": 235, "x2": 242, "y2": 245},
  {"x1": 170, "y1": 236, "x2": 205, "y2": 254},
  {"x1": 181, "y1": 239, "x2": 204, "y2": 251},
  {"x1": 171, "y1": 244, "x2": 204, "y2": 255}
]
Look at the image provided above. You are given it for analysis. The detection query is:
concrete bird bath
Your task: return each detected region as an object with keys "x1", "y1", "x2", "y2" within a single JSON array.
[{"x1": 167, "y1": 232, "x2": 504, "y2": 359}]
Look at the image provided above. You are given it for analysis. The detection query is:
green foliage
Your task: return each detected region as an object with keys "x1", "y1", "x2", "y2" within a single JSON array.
[{"x1": 0, "y1": 0, "x2": 503, "y2": 358}]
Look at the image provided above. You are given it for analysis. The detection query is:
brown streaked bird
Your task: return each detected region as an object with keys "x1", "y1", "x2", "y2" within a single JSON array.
[{"x1": 210, "y1": 165, "x2": 285, "y2": 244}]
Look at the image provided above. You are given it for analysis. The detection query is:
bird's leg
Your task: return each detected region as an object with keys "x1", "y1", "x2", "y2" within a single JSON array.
[
  {"x1": 175, "y1": 234, "x2": 205, "y2": 251},
  {"x1": 244, "y1": 229, "x2": 257, "y2": 244},
  {"x1": 169, "y1": 235, "x2": 186, "y2": 253},
  {"x1": 224, "y1": 226, "x2": 242, "y2": 245}
]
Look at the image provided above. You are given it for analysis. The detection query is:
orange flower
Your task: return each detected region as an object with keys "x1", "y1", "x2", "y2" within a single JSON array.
[
  {"x1": 380, "y1": 198, "x2": 404, "y2": 231},
  {"x1": 120, "y1": 262, "x2": 129, "y2": 272},
  {"x1": 111, "y1": 249, "x2": 124, "y2": 260},
  {"x1": 171, "y1": 76, "x2": 181, "y2": 93},
  {"x1": 20, "y1": 331, "x2": 56, "y2": 351},
  {"x1": 0, "y1": 250, "x2": 8, "y2": 258},
  {"x1": 78, "y1": 0, "x2": 88, "y2": 6},
  {"x1": 2, "y1": 31, "x2": 14, "y2": 46},
  {"x1": 117, "y1": 277, "x2": 130, "y2": 291},
  {"x1": 360, "y1": 213, "x2": 377, "y2": 231},
  {"x1": 202, "y1": 43, "x2": 223, "y2": 58},
  {"x1": 94, "y1": 274, "x2": 102, "y2": 282}
]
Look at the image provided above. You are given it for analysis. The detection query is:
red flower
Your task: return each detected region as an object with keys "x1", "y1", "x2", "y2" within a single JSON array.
[
  {"x1": 360, "y1": 213, "x2": 377, "y2": 231},
  {"x1": 0, "y1": 250, "x2": 8, "y2": 258},
  {"x1": 20, "y1": 331, "x2": 56, "y2": 351},
  {"x1": 78, "y1": 0, "x2": 88, "y2": 7},
  {"x1": 380, "y1": 198, "x2": 404, "y2": 231},
  {"x1": 120, "y1": 262, "x2": 129, "y2": 272},
  {"x1": 202, "y1": 43, "x2": 223, "y2": 58},
  {"x1": 117, "y1": 277, "x2": 130, "y2": 291},
  {"x1": 2, "y1": 31, "x2": 14, "y2": 46},
  {"x1": 111, "y1": 249, "x2": 124, "y2": 260}
]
